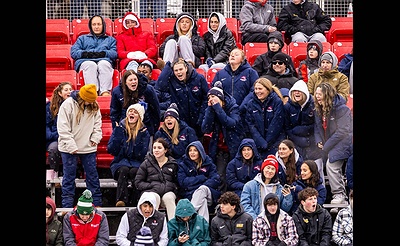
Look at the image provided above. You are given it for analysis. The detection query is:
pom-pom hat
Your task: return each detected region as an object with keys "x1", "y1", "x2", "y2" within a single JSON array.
[
  {"x1": 261, "y1": 155, "x2": 279, "y2": 174},
  {"x1": 77, "y1": 189, "x2": 94, "y2": 215},
  {"x1": 134, "y1": 226, "x2": 154, "y2": 246},
  {"x1": 164, "y1": 103, "x2": 179, "y2": 120},
  {"x1": 127, "y1": 103, "x2": 145, "y2": 120},
  {"x1": 79, "y1": 84, "x2": 98, "y2": 103},
  {"x1": 207, "y1": 81, "x2": 224, "y2": 101}
]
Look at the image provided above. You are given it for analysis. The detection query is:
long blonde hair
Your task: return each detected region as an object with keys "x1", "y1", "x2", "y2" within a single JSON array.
[
  {"x1": 160, "y1": 120, "x2": 180, "y2": 145},
  {"x1": 254, "y1": 77, "x2": 284, "y2": 101},
  {"x1": 314, "y1": 82, "x2": 336, "y2": 118},
  {"x1": 125, "y1": 108, "x2": 145, "y2": 142},
  {"x1": 75, "y1": 94, "x2": 99, "y2": 124}
]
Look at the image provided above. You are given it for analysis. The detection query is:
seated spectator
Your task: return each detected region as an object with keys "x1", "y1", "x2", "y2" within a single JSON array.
[
  {"x1": 115, "y1": 192, "x2": 168, "y2": 246},
  {"x1": 291, "y1": 160, "x2": 327, "y2": 215},
  {"x1": 226, "y1": 138, "x2": 263, "y2": 197},
  {"x1": 177, "y1": 140, "x2": 221, "y2": 223},
  {"x1": 308, "y1": 51, "x2": 350, "y2": 101},
  {"x1": 155, "y1": 58, "x2": 209, "y2": 139},
  {"x1": 137, "y1": 60, "x2": 171, "y2": 118},
  {"x1": 154, "y1": 103, "x2": 198, "y2": 162},
  {"x1": 107, "y1": 102, "x2": 150, "y2": 207},
  {"x1": 46, "y1": 82, "x2": 73, "y2": 178},
  {"x1": 275, "y1": 139, "x2": 303, "y2": 187},
  {"x1": 63, "y1": 189, "x2": 109, "y2": 245},
  {"x1": 331, "y1": 189, "x2": 353, "y2": 246},
  {"x1": 201, "y1": 81, "x2": 245, "y2": 193},
  {"x1": 292, "y1": 187, "x2": 332, "y2": 246},
  {"x1": 239, "y1": 0, "x2": 280, "y2": 46},
  {"x1": 277, "y1": 0, "x2": 332, "y2": 43},
  {"x1": 337, "y1": 48, "x2": 353, "y2": 79},
  {"x1": 297, "y1": 40, "x2": 323, "y2": 82},
  {"x1": 241, "y1": 155, "x2": 293, "y2": 219},
  {"x1": 244, "y1": 78, "x2": 286, "y2": 158},
  {"x1": 210, "y1": 191, "x2": 253, "y2": 246},
  {"x1": 158, "y1": 12, "x2": 206, "y2": 69},
  {"x1": 134, "y1": 138, "x2": 179, "y2": 221},
  {"x1": 46, "y1": 196, "x2": 63, "y2": 245},
  {"x1": 110, "y1": 69, "x2": 160, "y2": 136},
  {"x1": 199, "y1": 12, "x2": 237, "y2": 73},
  {"x1": 252, "y1": 32, "x2": 296, "y2": 77},
  {"x1": 70, "y1": 15, "x2": 117, "y2": 96},
  {"x1": 252, "y1": 193, "x2": 299, "y2": 246},
  {"x1": 261, "y1": 52, "x2": 298, "y2": 90},
  {"x1": 167, "y1": 198, "x2": 211, "y2": 245},
  {"x1": 116, "y1": 12, "x2": 157, "y2": 72}
]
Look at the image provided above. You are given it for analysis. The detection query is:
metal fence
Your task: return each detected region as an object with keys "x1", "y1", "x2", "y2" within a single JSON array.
[{"x1": 46, "y1": 0, "x2": 353, "y2": 20}]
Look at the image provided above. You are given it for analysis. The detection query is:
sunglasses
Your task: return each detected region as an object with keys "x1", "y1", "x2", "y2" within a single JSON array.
[{"x1": 272, "y1": 61, "x2": 284, "y2": 65}]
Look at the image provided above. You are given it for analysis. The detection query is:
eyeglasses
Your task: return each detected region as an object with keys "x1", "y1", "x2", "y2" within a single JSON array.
[{"x1": 272, "y1": 61, "x2": 284, "y2": 65}]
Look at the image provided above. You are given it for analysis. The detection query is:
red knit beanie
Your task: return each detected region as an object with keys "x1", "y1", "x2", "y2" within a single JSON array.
[{"x1": 261, "y1": 155, "x2": 279, "y2": 174}]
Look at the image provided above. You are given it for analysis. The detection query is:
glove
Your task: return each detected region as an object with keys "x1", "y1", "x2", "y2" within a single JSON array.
[
  {"x1": 91, "y1": 51, "x2": 106, "y2": 58},
  {"x1": 82, "y1": 52, "x2": 96, "y2": 58},
  {"x1": 127, "y1": 51, "x2": 148, "y2": 60},
  {"x1": 81, "y1": 51, "x2": 89, "y2": 58},
  {"x1": 206, "y1": 57, "x2": 215, "y2": 68}
]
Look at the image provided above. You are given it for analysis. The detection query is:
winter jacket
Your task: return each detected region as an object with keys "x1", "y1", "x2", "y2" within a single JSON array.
[
  {"x1": 70, "y1": 15, "x2": 117, "y2": 71},
  {"x1": 46, "y1": 100, "x2": 59, "y2": 149},
  {"x1": 46, "y1": 197, "x2": 63, "y2": 246},
  {"x1": 291, "y1": 178, "x2": 326, "y2": 215},
  {"x1": 297, "y1": 40, "x2": 323, "y2": 82},
  {"x1": 337, "y1": 53, "x2": 353, "y2": 78},
  {"x1": 261, "y1": 63, "x2": 298, "y2": 90},
  {"x1": 275, "y1": 147, "x2": 303, "y2": 187}
]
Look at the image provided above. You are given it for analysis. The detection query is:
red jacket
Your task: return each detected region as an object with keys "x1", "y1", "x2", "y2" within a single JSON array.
[{"x1": 116, "y1": 12, "x2": 157, "y2": 69}]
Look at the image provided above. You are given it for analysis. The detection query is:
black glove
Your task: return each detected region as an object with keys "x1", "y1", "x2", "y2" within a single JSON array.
[
  {"x1": 81, "y1": 51, "x2": 89, "y2": 58},
  {"x1": 96, "y1": 51, "x2": 106, "y2": 58}
]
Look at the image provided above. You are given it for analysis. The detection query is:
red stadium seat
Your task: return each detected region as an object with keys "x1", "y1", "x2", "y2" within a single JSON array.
[
  {"x1": 326, "y1": 17, "x2": 353, "y2": 44},
  {"x1": 196, "y1": 18, "x2": 208, "y2": 37},
  {"x1": 46, "y1": 70, "x2": 78, "y2": 98},
  {"x1": 196, "y1": 68, "x2": 206, "y2": 80},
  {"x1": 46, "y1": 19, "x2": 71, "y2": 45},
  {"x1": 96, "y1": 121, "x2": 114, "y2": 169},
  {"x1": 332, "y1": 41, "x2": 353, "y2": 63},
  {"x1": 155, "y1": 18, "x2": 176, "y2": 48},
  {"x1": 288, "y1": 41, "x2": 332, "y2": 68},
  {"x1": 244, "y1": 42, "x2": 268, "y2": 66},
  {"x1": 206, "y1": 68, "x2": 222, "y2": 87},
  {"x1": 113, "y1": 17, "x2": 155, "y2": 36},
  {"x1": 71, "y1": 18, "x2": 113, "y2": 44},
  {"x1": 97, "y1": 95, "x2": 112, "y2": 122},
  {"x1": 46, "y1": 44, "x2": 74, "y2": 70},
  {"x1": 77, "y1": 69, "x2": 120, "y2": 90}
]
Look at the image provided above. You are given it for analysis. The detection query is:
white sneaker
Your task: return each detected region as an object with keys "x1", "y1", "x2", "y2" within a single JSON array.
[{"x1": 331, "y1": 194, "x2": 347, "y2": 204}]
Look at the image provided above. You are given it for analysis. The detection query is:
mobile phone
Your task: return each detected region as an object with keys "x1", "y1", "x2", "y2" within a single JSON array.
[
  {"x1": 179, "y1": 231, "x2": 187, "y2": 237},
  {"x1": 284, "y1": 184, "x2": 291, "y2": 190}
]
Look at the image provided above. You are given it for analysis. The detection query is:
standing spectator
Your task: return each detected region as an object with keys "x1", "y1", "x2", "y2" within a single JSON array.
[
  {"x1": 158, "y1": 12, "x2": 206, "y2": 69},
  {"x1": 308, "y1": 51, "x2": 350, "y2": 101},
  {"x1": 239, "y1": 0, "x2": 280, "y2": 46},
  {"x1": 155, "y1": 58, "x2": 209, "y2": 139},
  {"x1": 134, "y1": 137, "x2": 179, "y2": 221},
  {"x1": 297, "y1": 40, "x2": 323, "y2": 82},
  {"x1": 70, "y1": 0, "x2": 101, "y2": 20},
  {"x1": 314, "y1": 82, "x2": 352, "y2": 205},
  {"x1": 137, "y1": 60, "x2": 171, "y2": 118},
  {"x1": 115, "y1": 192, "x2": 168, "y2": 246},
  {"x1": 107, "y1": 102, "x2": 150, "y2": 207},
  {"x1": 46, "y1": 82, "x2": 73, "y2": 178},
  {"x1": 331, "y1": 189, "x2": 353, "y2": 246},
  {"x1": 57, "y1": 84, "x2": 103, "y2": 208},
  {"x1": 110, "y1": 69, "x2": 160, "y2": 136},
  {"x1": 284, "y1": 80, "x2": 324, "y2": 179},
  {"x1": 167, "y1": 198, "x2": 211, "y2": 246},
  {"x1": 252, "y1": 193, "x2": 299, "y2": 246},
  {"x1": 116, "y1": 12, "x2": 158, "y2": 72},
  {"x1": 277, "y1": 0, "x2": 332, "y2": 43},
  {"x1": 63, "y1": 189, "x2": 109, "y2": 246},
  {"x1": 290, "y1": 160, "x2": 327, "y2": 215},
  {"x1": 261, "y1": 52, "x2": 298, "y2": 90},
  {"x1": 210, "y1": 191, "x2": 253, "y2": 246},
  {"x1": 154, "y1": 103, "x2": 198, "y2": 161},
  {"x1": 199, "y1": 12, "x2": 237, "y2": 73},
  {"x1": 70, "y1": 15, "x2": 117, "y2": 96},
  {"x1": 46, "y1": 196, "x2": 63, "y2": 246},
  {"x1": 226, "y1": 138, "x2": 263, "y2": 197},
  {"x1": 292, "y1": 187, "x2": 332, "y2": 246},
  {"x1": 252, "y1": 32, "x2": 296, "y2": 78},
  {"x1": 275, "y1": 139, "x2": 303, "y2": 187},
  {"x1": 201, "y1": 81, "x2": 245, "y2": 193},
  {"x1": 177, "y1": 140, "x2": 221, "y2": 223},
  {"x1": 241, "y1": 155, "x2": 293, "y2": 219},
  {"x1": 244, "y1": 78, "x2": 286, "y2": 158}
]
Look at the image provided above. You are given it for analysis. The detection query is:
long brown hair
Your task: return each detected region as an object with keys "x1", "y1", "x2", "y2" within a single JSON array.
[
  {"x1": 314, "y1": 82, "x2": 336, "y2": 117},
  {"x1": 50, "y1": 82, "x2": 73, "y2": 119},
  {"x1": 279, "y1": 139, "x2": 298, "y2": 184},
  {"x1": 121, "y1": 70, "x2": 140, "y2": 109},
  {"x1": 75, "y1": 93, "x2": 100, "y2": 124}
]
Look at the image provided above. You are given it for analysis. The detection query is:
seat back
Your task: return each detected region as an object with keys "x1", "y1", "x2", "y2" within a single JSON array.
[
  {"x1": 332, "y1": 41, "x2": 353, "y2": 63},
  {"x1": 288, "y1": 41, "x2": 332, "y2": 68},
  {"x1": 155, "y1": 18, "x2": 176, "y2": 48},
  {"x1": 46, "y1": 70, "x2": 78, "y2": 98},
  {"x1": 206, "y1": 68, "x2": 223, "y2": 87},
  {"x1": 114, "y1": 17, "x2": 155, "y2": 36},
  {"x1": 46, "y1": 19, "x2": 71, "y2": 45},
  {"x1": 226, "y1": 18, "x2": 240, "y2": 45},
  {"x1": 96, "y1": 121, "x2": 114, "y2": 169},
  {"x1": 46, "y1": 44, "x2": 74, "y2": 70},
  {"x1": 326, "y1": 17, "x2": 353, "y2": 44},
  {"x1": 244, "y1": 42, "x2": 268, "y2": 66},
  {"x1": 197, "y1": 18, "x2": 208, "y2": 37},
  {"x1": 71, "y1": 18, "x2": 113, "y2": 44}
]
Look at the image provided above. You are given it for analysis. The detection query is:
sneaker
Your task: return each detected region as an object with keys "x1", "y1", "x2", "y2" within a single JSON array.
[
  {"x1": 157, "y1": 59, "x2": 165, "y2": 71},
  {"x1": 330, "y1": 194, "x2": 347, "y2": 204},
  {"x1": 100, "y1": 91, "x2": 111, "y2": 96},
  {"x1": 116, "y1": 201, "x2": 126, "y2": 207},
  {"x1": 330, "y1": 207, "x2": 339, "y2": 214}
]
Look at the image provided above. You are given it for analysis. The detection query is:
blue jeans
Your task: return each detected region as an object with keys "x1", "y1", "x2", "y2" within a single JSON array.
[{"x1": 61, "y1": 152, "x2": 102, "y2": 207}]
